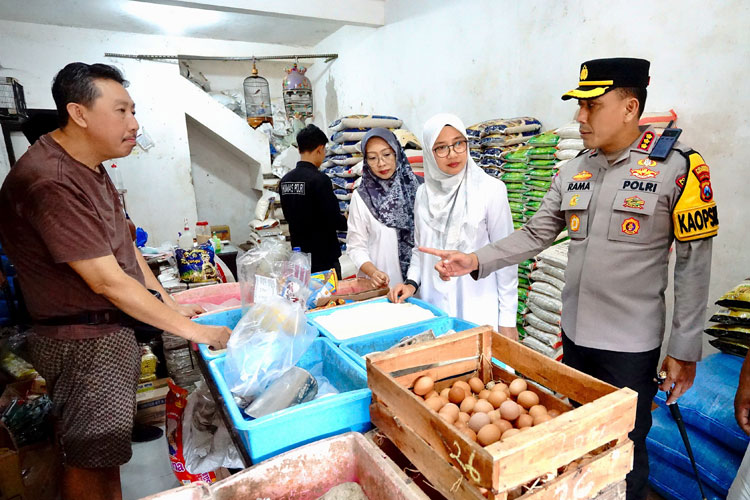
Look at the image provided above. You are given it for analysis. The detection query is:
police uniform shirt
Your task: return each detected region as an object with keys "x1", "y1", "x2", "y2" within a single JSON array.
[
  {"x1": 280, "y1": 161, "x2": 348, "y2": 272},
  {"x1": 473, "y1": 127, "x2": 717, "y2": 361}
]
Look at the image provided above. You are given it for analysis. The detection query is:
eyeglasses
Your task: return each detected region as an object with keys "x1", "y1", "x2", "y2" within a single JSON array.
[
  {"x1": 365, "y1": 151, "x2": 396, "y2": 166},
  {"x1": 433, "y1": 140, "x2": 468, "y2": 158}
]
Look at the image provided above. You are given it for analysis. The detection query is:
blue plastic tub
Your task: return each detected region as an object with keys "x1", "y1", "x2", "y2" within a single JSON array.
[
  {"x1": 339, "y1": 316, "x2": 477, "y2": 372},
  {"x1": 208, "y1": 337, "x2": 372, "y2": 464},
  {"x1": 306, "y1": 297, "x2": 447, "y2": 344},
  {"x1": 192, "y1": 307, "x2": 244, "y2": 360}
]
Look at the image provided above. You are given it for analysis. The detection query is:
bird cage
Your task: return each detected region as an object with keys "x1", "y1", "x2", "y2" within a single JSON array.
[
  {"x1": 282, "y1": 62, "x2": 313, "y2": 120},
  {"x1": 0, "y1": 77, "x2": 27, "y2": 120},
  {"x1": 243, "y1": 60, "x2": 273, "y2": 129}
]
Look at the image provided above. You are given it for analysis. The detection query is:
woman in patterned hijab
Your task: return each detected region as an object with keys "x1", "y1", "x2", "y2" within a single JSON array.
[{"x1": 346, "y1": 128, "x2": 422, "y2": 286}]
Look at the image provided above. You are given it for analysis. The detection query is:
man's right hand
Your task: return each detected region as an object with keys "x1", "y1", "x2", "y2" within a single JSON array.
[
  {"x1": 388, "y1": 283, "x2": 416, "y2": 303},
  {"x1": 193, "y1": 324, "x2": 231, "y2": 351},
  {"x1": 419, "y1": 247, "x2": 478, "y2": 280}
]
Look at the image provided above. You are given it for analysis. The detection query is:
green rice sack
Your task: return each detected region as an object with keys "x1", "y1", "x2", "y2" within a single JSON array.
[
  {"x1": 529, "y1": 147, "x2": 558, "y2": 160},
  {"x1": 503, "y1": 148, "x2": 531, "y2": 162},
  {"x1": 508, "y1": 201, "x2": 525, "y2": 212},
  {"x1": 501, "y1": 171, "x2": 529, "y2": 183},
  {"x1": 525, "y1": 179, "x2": 552, "y2": 190},
  {"x1": 527, "y1": 168, "x2": 557, "y2": 179},
  {"x1": 504, "y1": 183, "x2": 527, "y2": 193},
  {"x1": 507, "y1": 191, "x2": 525, "y2": 201},
  {"x1": 527, "y1": 133, "x2": 560, "y2": 147},
  {"x1": 513, "y1": 221, "x2": 524, "y2": 230},
  {"x1": 528, "y1": 159, "x2": 558, "y2": 168}
]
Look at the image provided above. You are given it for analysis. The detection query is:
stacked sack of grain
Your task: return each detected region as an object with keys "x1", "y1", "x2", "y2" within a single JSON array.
[
  {"x1": 466, "y1": 122, "x2": 485, "y2": 164},
  {"x1": 522, "y1": 241, "x2": 568, "y2": 360},
  {"x1": 516, "y1": 258, "x2": 535, "y2": 332},
  {"x1": 704, "y1": 281, "x2": 750, "y2": 357},
  {"x1": 554, "y1": 122, "x2": 585, "y2": 171},
  {"x1": 522, "y1": 132, "x2": 560, "y2": 224}
]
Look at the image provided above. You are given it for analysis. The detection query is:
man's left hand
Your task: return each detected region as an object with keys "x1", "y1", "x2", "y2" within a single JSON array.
[
  {"x1": 659, "y1": 355, "x2": 696, "y2": 405},
  {"x1": 175, "y1": 303, "x2": 205, "y2": 318}
]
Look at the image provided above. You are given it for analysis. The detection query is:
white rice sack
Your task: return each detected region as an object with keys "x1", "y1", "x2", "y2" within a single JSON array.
[
  {"x1": 529, "y1": 282, "x2": 562, "y2": 300},
  {"x1": 393, "y1": 129, "x2": 421, "y2": 150},
  {"x1": 525, "y1": 312, "x2": 561, "y2": 335},
  {"x1": 331, "y1": 129, "x2": 369, "y2": 144},
  {"x1": 528, "y1": 302, "x2": 561, "y2": 326},
  {"x1": 351, "y1": 161, "x2": 363, "y2": 176},
  {"x1": 537, "y1": 241, "x2": 569, "y2": 269},
  {"x1": 329, "y1": 141, "x2": 361, "y2": 155},
  {"x1": 557, "y1": 139, "x2": 585, "y2": 151},
  {"x1": 524, "y1": 324, "x2": 562, "y2": 348},
  {"x1": 528, "y1": 290, "x2": 563, "y2": 314},
  {"x1": 529, "y1": 269, "x2": 565, "y2": 291},
  {"x1": 555, "y1": 149, "x2": 579, "y2": 160},
  {"x1": 555, "y1": 159, "x2": 572, "y2": 169},
  {"x1": 330, "y1": 154, "x2": 363, "y2": 166},
  {"x1": 533, "y1": 261, "x2": 566, "y2": 282},
  {"x1": 329, "y1": 115, "x2": 403, "y2": 132},
  {"x1": 556, "y1": 122, "x2": 581, "y2": 139},
  {"x1": 522, "y1": 335, "x2": 563, "y2": 360}
]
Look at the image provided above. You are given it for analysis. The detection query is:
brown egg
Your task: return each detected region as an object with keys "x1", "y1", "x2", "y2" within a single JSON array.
[
  {"x1": 502, "y1": 428, "x2": 521, "y2": 440},
  {"x1": 487, "y1": 409, "x2": 501, "y2": 422},
  {"x1": 488, "y1": 390, "x2": 508, "y2": 408},
  {"x1": 509, "y1": 378, "x2": 527, "y2": 397},
  {"x1": 458, "y1": 411, "x2": 471, "y2": 424},
  {"x1": 519, "y1": 406, "x2": 528, "y2": 415},
  {"x1": 499, "y1": 400, "x2": 521, "y2": 421},
  {"x1": 547, "y1": 409, "x2": 561, "y2": 418},
  {"x1": 438, "y1": 410, "x2": 456, "y2": 424},
  {"x1": 491, "y1": 382, "x2": 509, "y2": 393},
  {"x1": 517, "y1": 390, "x2": 540, "y2": 409},
  {"x1": 425, "y1": 397, "x2": 444, "y2": 412},
  {"x1": 440, "y1": 388, "x2": 451, "y2": 399},
  {"x1": 424, "y1": 390, "x2": 438, "y2": 400},
  {"x1": 468, "y1": 412, "x2": 491, "y2": 432},
  {"x1": 474, "y1": 399, "x2": 494, "y2": 414},
  {"x1": 453, "y1": 380, "x2": 472, "y2": 395},
  {"x1": 516, "y1": 414, "x2": 534, "y2": 429},
  {"x1": 477, "y1": 424, "x2": 502, "y2": 446},
  {"x1": 460, "y1": 397, "x2": 476, "y2": 414},
  {"x1": 478, "y1": 389, "x2": 491, "y2": 400},
  {"x1": 468, "y1": 377, "x2": 485, "y2": 394},
  {"x1": 449, "y1": 386, "x2": 466, "y2": 404},
  {"x1": 528, "y1": 405, "x2": 548, "y2": 418},
  {"x1": 439, "y1": 404, "x2": 459, "y2": 424},
  {"x1": 441, "y1": 403, "x2": 460, "y2": 418},
  {"x1": 438, "y1": 396, "x2": 450, "y2": 407},
  {"x1": 413, "y1": 376, "x2": 434, "y2": 396},
  {"x1": 494, "y1": 419, "x2": 513, "y2": 433},
  {"x1": 519, "y1": 426, "x2": 531, "y2": 432},
  {"x1": 533, "y1": 414, "x2": 553, "y2": 426},
  {"x1": 454, "y1": 420, "x2": 467, "y2": 430},
  {"x1": 462, "y1": 427, "x2": 477, "y2": 442}
]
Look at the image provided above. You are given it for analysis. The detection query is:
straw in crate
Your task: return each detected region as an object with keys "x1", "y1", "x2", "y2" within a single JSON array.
[{"x1": 367, "y1": 326, "x2": 637, "y2": 500}]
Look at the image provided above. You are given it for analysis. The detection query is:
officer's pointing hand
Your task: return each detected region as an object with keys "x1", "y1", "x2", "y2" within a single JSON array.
[
  {"x1": 419, "y1": 247, "x2": 479, "y2": 280},
  {"x1": 659, "y1": 355, "x2": 697, "y2": 405}
]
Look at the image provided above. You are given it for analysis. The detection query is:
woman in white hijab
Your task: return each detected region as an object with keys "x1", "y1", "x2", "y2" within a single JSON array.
[{"x1": 388, "y1": 113, "x2": 518, "y2": 338}]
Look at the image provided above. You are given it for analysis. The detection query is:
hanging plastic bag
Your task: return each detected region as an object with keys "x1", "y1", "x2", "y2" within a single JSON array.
[
  {"x1": 236, "y1": 239, "x2": 290, "y2": 311},
  {"x1": 222, "y1": 296, "x2": 317, "y2": 403}
]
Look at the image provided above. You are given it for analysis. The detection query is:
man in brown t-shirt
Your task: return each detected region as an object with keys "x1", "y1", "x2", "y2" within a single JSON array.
[{"x1": 0, "y1": 63, "x2": 230, "y2": 500}]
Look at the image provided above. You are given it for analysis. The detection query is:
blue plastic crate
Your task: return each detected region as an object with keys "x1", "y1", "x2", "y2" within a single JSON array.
[
  {"x1": 306, "y1": 297, "x2": 447, "y2": 344},
  {"x1": 208, "y1": 337, "x2": 372, "y2": 463},
  {"x1": 339, "y1": 316, "x2": 477, "y2": 371},
  {"x1": 192, "y1": 307, "x2": 244, "y2": 360}
]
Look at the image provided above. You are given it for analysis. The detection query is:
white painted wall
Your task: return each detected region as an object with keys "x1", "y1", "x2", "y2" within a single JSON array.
[
  {"x1": 308, "y1": 0, "x2": 750, "y2": 357},
  {"x1": 0, "y1": 19, "x2": 299, "y2": 244}
]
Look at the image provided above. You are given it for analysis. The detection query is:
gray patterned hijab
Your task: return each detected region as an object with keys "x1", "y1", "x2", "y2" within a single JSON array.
[{"x1": 358, "y1": 128, "x2": 423, "y2": 281}]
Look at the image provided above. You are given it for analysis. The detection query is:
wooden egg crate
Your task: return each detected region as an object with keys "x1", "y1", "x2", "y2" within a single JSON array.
[{"x1": 366, "y1": 326, "x2": 637, "y2": 500}]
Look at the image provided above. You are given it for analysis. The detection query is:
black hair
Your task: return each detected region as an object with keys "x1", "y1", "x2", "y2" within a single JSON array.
[
  {"x1": 617, "y1": 87, "x2": 647, "y2": 118},
  {"x1": 296, "y1": 124, "x2": 328, "y2": 153},
  {"x1": 51, "y1": 62, "x2": 129, "y2": 128}
]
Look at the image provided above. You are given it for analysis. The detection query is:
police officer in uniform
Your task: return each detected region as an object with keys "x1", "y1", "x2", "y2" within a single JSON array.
[
  {"x1": 422, "y1": 58, "x2": 717, "y2": 500},
  {"x1": 280, "y1": 124, "x2": 348, "y2": 278}
]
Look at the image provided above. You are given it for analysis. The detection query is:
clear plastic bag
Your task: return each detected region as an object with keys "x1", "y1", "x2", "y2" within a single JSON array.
[
  {"x1": 236, "y1": 239, "x2": 290, "y2": 311},
  {"x1": 223, "y1": 296, "x2": 317, "y2": 402}
]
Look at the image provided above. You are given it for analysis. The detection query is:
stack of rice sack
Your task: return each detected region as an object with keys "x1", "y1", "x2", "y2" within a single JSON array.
[
  {"x1": 704, "y1": 280, "x2": 750, "y2": 357},
  {"x1": 516, "y1": 258, "x2": 534, "y2": 332},
  {"x1": 521, "y1": 132, "x2": 561, "y2": 226},
  {"x1": 521, "y1": 241, "x2": 568, "y2": 361},
  {"x1": 554, "y1": 122, "x2": 585, "y2": 169},
  {"x1": 466, "y1": 122, "x2": 484, "y2": 164},
  {"x1": 395, "y1": 129, "x2": 424, "y2": 177},
  {"x1": 322, "y1": 115, "x2": 407, "y2": 249}
]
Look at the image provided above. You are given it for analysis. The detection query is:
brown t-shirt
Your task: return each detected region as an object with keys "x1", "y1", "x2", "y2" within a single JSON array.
[{"x1": 0, "y1": 134, "x2": 145, "y2": 339}]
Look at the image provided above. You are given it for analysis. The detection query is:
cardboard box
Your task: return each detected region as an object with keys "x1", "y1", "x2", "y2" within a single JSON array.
[
  {"x1": 136, "y1": 377, "x2": 172, "y2": 426},
  {"x1": 0, "y1": 422, "x2": 60, "y2": 500},
  {"x1": 210, "y1": 225, "x2": 230, "y2": 241}
]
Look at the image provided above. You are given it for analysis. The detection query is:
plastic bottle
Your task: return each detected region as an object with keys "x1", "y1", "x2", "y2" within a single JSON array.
[
  {"x1": 110, "y1": 163, "x2": 124, "y2": 191},
  {"x1": 195, "y1": 221, "x2": 210, "y2": 244},
  {"x1": 211, "y1": 232, "x2": 222, "y2": 252},
  {"x1": 287, "y1": 247, "x2": 311, "y2": 286},
  {"x1": 178, "y1": 218, "x2": 194, "y2": 250}
]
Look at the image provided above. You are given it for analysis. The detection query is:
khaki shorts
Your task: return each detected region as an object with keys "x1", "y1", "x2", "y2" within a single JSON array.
[{"x1": 29, "y1": 327, "x2": 140, "y2": 468}]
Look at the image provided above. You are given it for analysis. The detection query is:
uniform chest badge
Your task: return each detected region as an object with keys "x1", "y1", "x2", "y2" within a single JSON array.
[
  {"x1": 637, "y1": 158, "x2": 657, "y2": 167},
  {"x1": 623, "y1": 195, "x2": 645, "y2": 210},
  {"x1": 572, "y1": 170, "x2": 592, "y2": 181},
  {"x1": 676, "y1": 174, "x2": 687, "y2": 189},
  {"x1": 692, "y1": 163, "x2": 714, "y2": 202},
  {"x1": 569, "y1": 194, "x2": 580, "y2": 207},
  {"x1": 638, "y1": 131, "x2": 655, "y2": 151},
  {"x1": 621, "y1": 217, "x2": 640, "y2": 235},
  {"x1": 630, "y1": 167, "x2": 660, "y2": 179},
  {"x1": 569, "y1": 214, "x2": 581, "y2": 232}
]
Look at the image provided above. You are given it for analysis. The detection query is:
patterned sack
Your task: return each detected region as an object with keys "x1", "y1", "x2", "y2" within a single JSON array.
[
  {"x1": 329, "y1": 141, "x2": 361, "y2": 155},
  {"x1": 481, "y1": 131, "x2": 537, "y2": 148},
  {"x1": 481, "y1": 117, "x2": 542, "y2": 136},
  {"x1": 329, "y1": 114, "x2": 402, "y2": 132},
  {"x1": 331, "y1": 129, "x2": 369, "y2": 144},
  {"x1": 330, "y1": 154, "x2": 363, "y2": 166}
]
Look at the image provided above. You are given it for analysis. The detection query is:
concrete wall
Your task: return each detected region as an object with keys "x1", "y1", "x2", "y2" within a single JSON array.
[
  {"x1": 0, "y1": 19, "x2": 297, "y2": 245},
  {"x1": 307, "y1": 0, "x2": 750, "y2": 356}
]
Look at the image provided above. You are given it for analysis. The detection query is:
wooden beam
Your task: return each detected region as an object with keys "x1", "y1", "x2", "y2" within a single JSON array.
[{"x1": 132, "y1": 0, "x2": 385, "y2": 27}]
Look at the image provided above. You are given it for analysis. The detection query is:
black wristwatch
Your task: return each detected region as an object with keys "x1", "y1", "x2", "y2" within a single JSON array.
[{"x1": 404, "y1": 279, "x2": 420, "y2": 293}]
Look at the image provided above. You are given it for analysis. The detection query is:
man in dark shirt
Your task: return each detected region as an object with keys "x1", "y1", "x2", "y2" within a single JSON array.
[
  {"x1": 0, "y1": 63, "x2": 230, "y2": 500},
  {"x1": 280, "y1": 124, "x2": 348, "y2": 278}
]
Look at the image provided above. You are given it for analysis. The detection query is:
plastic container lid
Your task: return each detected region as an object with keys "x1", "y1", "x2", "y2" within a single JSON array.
[{"x1": 196, "y1": 221, "x2": 209, "y2": 226}]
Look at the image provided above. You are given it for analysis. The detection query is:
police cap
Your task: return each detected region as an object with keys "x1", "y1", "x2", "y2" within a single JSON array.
[{"x1": 562, "y1": 57, "x2": 650, "y2": 101}]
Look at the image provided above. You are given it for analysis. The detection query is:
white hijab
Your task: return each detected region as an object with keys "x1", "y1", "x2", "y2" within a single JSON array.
[{"x1": 420, "y1": 113, "x2": 485, "y2": 253}]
